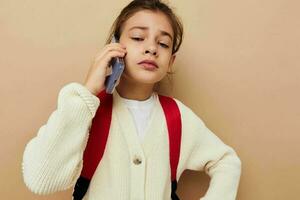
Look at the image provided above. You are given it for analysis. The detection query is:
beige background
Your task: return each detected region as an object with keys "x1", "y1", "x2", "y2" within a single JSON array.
[{"x1": 1, "y1": 0, "x2": 299, "y2": 199}]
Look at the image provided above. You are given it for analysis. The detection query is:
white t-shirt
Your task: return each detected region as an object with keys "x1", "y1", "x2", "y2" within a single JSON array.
[{"x1": 119, "y1": 93, "x2": 156, "y2": 142}]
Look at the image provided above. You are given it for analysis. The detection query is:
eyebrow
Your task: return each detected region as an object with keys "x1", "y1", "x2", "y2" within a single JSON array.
[{"x1": 128, "y1": 26, "x2": 173, "y2": 41}]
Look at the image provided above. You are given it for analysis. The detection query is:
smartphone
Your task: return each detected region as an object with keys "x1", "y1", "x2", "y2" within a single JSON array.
[{"x1": 104, "y1": 35, "x2": 125, "y2": 94}]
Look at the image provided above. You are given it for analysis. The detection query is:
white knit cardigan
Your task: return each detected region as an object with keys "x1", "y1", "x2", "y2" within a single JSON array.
[{"x1": 22, "y1": 82, "x2": 242, "y2": 200}]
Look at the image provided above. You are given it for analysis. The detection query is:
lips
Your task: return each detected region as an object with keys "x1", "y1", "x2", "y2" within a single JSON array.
[{"x1": 138, "y1": 59, "x2": 158, "y2": 68}]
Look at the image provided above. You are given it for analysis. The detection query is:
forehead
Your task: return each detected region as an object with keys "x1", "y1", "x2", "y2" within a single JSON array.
[{"x1": 122, "y1": 10, "x2": 174, "y2": 38}]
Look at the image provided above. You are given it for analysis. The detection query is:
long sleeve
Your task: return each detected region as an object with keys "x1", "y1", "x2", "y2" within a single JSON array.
[
  {"x1": 22, "y1": 82, "x2": 100, "y2": 195},
  {"x1": 177, "y1": 100, "x2": 242, "y2": 200}
]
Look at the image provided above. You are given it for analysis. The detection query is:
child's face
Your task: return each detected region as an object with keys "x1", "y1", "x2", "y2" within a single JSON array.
[{"x1": 119, "y1": 10, "x2": 176, "y2": 85}]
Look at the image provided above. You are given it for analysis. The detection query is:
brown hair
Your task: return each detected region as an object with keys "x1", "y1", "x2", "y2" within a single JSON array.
[{"x1": 105, "y1": 0, "x2": 184, "y2": 93}]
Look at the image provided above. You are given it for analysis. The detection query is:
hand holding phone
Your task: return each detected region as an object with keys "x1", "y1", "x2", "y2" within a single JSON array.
[
  {"x1": 104, "y1": 36, "x2": 126, "y2": 94},
  {"x1": 84, "y1": 35, "x2": 126, "y2": 96}
]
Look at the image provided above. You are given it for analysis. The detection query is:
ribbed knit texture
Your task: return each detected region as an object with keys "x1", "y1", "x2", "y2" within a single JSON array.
[{"x1": 22, "y1": 82, "x2": 242, "y2": 200}]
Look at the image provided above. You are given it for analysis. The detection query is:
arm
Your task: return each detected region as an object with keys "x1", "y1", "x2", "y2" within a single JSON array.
[
  {"x1": 177, "y1": 100, "x2": 242, "y2": 200},
  {"x1": 194, "y1": 127, "x2": 242, "y2": 200},
  {"x1": 22, "y1": 82, "x2": 100, "y2": 195}
]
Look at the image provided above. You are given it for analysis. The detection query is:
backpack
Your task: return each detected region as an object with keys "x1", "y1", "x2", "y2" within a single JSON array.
[{"x1": 72, "y1": 90, "x2": 182, "y2": 200}]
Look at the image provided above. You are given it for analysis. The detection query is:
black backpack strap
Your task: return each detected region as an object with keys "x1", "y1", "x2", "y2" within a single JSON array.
[
  {"x1": 73, "y1": 176, "x2": 90, "y2": 200},
  {"x1": 171, "y1": 180, "x2": 180, "y2": 200}
]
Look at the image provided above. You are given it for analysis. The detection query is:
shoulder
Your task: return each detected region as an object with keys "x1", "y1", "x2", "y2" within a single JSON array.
[
  {"x1": 164, "y1": 96, "x2": 207, "y2": 129},
  {"x1": 172, "y1": 97, "x2": 191, "y2": 113},
  {"x1": 172, "y1": 97, "x2": 198, "y2": 117}
]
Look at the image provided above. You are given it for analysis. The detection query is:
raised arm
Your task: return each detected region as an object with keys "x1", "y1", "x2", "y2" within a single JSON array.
[{"x1": 22, "y1": 82, "x2": 100, "y2": 195}]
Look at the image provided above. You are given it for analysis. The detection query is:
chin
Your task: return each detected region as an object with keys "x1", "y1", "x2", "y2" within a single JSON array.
[
  {"x1": 133, "y1": 76, "x2": 160, "y2": 85},
  {"x1": 125, "y1": 73, "x2": 160, "y2": 84},
  {"x1": 123, "y1": 64, "x2": 165, "y2": 84}
]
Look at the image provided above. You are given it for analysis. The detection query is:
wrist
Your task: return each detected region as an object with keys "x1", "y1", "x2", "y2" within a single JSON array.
[{"x1": 84, "y1": 84, "x2": 99, "y2": 96}]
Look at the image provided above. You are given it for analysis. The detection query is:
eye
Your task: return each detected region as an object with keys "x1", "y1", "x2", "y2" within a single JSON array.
[
  {"x1": 131, "y1": 37, "x2": 144, "y2": 41},
  {"x1": 159, "y1": 42, "x2": 169, "y2": 48}
]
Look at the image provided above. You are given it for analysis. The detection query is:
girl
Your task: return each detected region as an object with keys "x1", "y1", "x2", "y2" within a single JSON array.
[{"x1": 22, "y1": 0, "x2": 242, "y2": 200}]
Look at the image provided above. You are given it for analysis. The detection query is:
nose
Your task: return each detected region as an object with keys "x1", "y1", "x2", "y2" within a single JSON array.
[
  {"x1": 145, "y1": 49, "x2": 157, "y2": 56},
  {"x1": 144, "y1": 42, "x2": 157, "y2": 56}
]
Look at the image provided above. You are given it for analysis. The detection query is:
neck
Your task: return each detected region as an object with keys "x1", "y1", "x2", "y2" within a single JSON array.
[{"x1": 115, "y1": 75, "x2": 155, "y2": 101}]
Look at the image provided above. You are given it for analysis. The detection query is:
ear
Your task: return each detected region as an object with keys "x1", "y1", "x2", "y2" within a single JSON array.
[{"x1": 168, "y1": 54, "x2": 176, "y2": 72}]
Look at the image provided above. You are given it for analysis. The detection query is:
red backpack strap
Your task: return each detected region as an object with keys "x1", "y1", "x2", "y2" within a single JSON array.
[
  {"x1": 73, "y1": 90, "x2": 113, "y2": 200},
  {"x1": 158, "y1": 95, "x2": 182, "y2": 200}
]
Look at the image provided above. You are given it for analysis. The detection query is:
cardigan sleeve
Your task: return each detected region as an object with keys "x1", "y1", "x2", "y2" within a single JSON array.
[
  {"x1": 22, "y1": 82, "x2": 100, "y2": 195},
  {"x1": 175, "y1": 99, "x2": 242, "y2": 200}
]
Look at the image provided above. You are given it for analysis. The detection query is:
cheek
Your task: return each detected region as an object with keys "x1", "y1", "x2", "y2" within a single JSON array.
[{"x1": 124, "y1": 47, "x2": 139, "y2": 63}]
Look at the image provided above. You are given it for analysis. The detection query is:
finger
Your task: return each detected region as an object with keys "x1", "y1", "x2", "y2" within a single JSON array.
[
  {"x1": 101, "y1": 50, "x2": 126, "y2": 65},
  {"x1": 95, "y1": 46, "x2": 126, "y2": 61},
  {"x1": 105, "y1": 66, "x2": 113, "y2": 76},
  {"x1": 106, "y1": 42, "x2": 126, "y2": 49},
  {"x1": 98, "y1": 43, "x2": 126, "y2": 55}
]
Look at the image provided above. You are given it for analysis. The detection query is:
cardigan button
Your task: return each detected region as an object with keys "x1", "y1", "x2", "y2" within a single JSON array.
[{"x1": 133, "y1": 156, "x2": 142, "y2": 165}]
